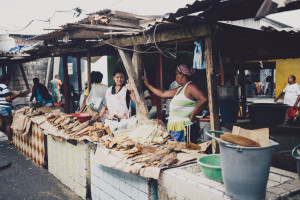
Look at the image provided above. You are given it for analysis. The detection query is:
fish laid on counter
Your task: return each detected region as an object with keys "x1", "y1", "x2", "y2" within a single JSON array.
[
  {"x1": 146, "y1": 147, "x2": 174, "y2": 164},
  {"x1": 158, "y1": 152, "x2": 177, "y2": 168}
]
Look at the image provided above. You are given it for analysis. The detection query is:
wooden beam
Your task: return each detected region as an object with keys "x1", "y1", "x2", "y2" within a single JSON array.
[
  {"x1": 87, "y1": 51, "x2": 92, "y2": 95},
  {"x1": 76, "y1": 56, "x2": 82, "y2": 93},
  {"x1": 19, "y1": 64, "x2": 30, "y2": 91},
  {"x1": 62, "y1": 56, "x2": 70, "y2": 113},
  {"x1": 118, "y1": 48, "x2": 149, "y2": 122},
  {"x1": 155, "y1": 53, "x2": 163, "y2": 120},
  {"x1": 93, "y1": 24, "x2": 211, "y2": 49},
  {"x1": 205, "y1": 35, "x2": 221, "y2": 153}
]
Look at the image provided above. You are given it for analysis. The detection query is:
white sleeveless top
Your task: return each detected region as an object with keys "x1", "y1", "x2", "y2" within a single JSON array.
[
  {"x1": 169, "y1": 82, "x2": 197, "y2": 125},
  {"x1": 105, "y1": 86, "x2": 131, "y2": 118}
]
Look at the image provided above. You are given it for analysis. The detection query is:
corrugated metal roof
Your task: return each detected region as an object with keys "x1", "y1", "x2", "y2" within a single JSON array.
[{"x1": 31, "y1": 9, "x2": 158, "y2": 41}]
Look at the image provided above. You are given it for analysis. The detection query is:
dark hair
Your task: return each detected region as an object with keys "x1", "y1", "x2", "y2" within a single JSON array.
[
  {"x1": 290, "y1": 75, "x2": 296, "y2": 82},
  {"x1": 55, "y1": 75, "x2": 59, "y2": 78},
  {"x1": 92, "y1": 71, "x2": 103, "y2": 83},
  {"x1": 0, "y1": 74, "x2": 11, "y2": 83},
  {"x1": 33, "y1": 77, "x2": 39, "y2": 84},
  {"x1": 113, "y1": 68, "x2": 125, "y2": 77}
]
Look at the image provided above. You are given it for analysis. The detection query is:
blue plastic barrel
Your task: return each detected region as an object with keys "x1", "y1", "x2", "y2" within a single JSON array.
[{"x1": 219, "y1": 100, "x2": 239, "y2": 123}]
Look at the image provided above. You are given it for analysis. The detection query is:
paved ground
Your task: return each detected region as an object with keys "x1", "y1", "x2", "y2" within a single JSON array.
[{"x1": 0, "y1": 139, "x2": 81, "y2": 200}]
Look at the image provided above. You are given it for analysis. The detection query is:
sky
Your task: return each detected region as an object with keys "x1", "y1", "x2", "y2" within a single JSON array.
[{"x1": 0, "y1": 0, "x2": 300, "y2": 35}]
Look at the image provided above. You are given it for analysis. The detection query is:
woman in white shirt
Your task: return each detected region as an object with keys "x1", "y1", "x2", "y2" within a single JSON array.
[
  {"x1": 275, "y1": 75, "x2": 300, "y2": 118},
  {"x1": 99, "y1": 68, "x2": 135, "y2": 119}
]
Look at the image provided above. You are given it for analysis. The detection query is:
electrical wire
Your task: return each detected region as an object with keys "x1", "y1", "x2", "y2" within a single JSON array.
[
  {"x1": 153, "y1": 23, "x2": 177, "y2": 59},
  {"x1": 91, "y1": 29, "x2": 162, "y2": 54},
  {"x1": 3, "y1": 7, "x2": 84, "y2": 32}
]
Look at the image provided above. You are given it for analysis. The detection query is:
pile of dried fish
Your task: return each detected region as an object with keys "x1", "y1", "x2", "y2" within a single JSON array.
[
  {"x1": 21, "y1": 107, "x2": 43, "y2": 118},
  {"x1": 46, "y1": 113, "x2": 110, "y2": 140},
  {"x1": 100, "y1": 133, "x2": 178, "y2": 168}
]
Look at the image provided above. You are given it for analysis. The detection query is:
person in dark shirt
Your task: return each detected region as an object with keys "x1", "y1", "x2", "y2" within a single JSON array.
[{"x1": 30, "y1": 77, "x2": 53, "y2": 107}]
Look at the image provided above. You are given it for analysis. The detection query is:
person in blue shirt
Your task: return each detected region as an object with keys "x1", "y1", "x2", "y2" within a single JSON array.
[{"x1": 30, "y1": 78, "x2": 53, "y2": 107}]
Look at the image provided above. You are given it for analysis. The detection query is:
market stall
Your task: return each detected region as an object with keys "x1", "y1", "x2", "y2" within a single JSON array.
[{"x1": 10, "y1": 108, "x2": 99, "y2": 199}]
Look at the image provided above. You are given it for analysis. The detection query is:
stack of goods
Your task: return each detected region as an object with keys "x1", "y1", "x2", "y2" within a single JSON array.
[{"x1": 46, "y1": 113, "x2": 111, "y2": 141}]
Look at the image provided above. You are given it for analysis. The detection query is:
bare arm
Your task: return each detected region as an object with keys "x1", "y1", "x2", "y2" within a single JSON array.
[
  {"x1": 142, "y1": 76, "x2": 177, "y2": 98},
  {"x1": 274, "y1": 91, "x2": 285, "y2": 102},
  {"x1": 187, "y1": 84, "x2": 208, "y2": 122},
  {"x1": 79, "y1": 96, "x2": 88, "y2": 113},
  {"x1": 99, "y1": 105, "x2": 107, "y2": 119},
  {"x1": 6, "y1": 91, "x2": 22, "y2": 102},
  {"x1": 293, "y1": 95, "x2": 300, "y2": 109}
]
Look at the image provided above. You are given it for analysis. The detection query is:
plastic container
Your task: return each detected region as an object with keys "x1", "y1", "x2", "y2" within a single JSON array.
[
  {"x1": 69, "y1": 113, "x2": 93, "y2": 123},
  {"x1": 198, "y1": 154, "x2": 223, "y2": 183},
  {"x1": 248, "y1": 103, "x2": 288, "y2": 124},
  {"x1": 53, "y1": 102, "x2": 65, "y2": 107},
  {"x1": 199, "y1": 117, "x2": 210, "y2": 141},
  {"x1": 220, "y1": 139, "x2": 278, "y2": 200},
  {"x1": 291, "y1": 144, "x2": 300, "y2": 180},
  {"x1": 219, "y1": 100, "x2": 240, "y2": 123}
]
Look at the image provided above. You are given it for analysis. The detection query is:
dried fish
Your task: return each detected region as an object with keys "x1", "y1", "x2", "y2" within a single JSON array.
[
  {"x1": 146, "y1": 147, "x2": 173, "y2": 164},
  {"x1": 158, "y1": 152, "x2": 177, "y2": 168},
  {"x1": 72, "y1": 121, "x2": 90, "y2": 132}
]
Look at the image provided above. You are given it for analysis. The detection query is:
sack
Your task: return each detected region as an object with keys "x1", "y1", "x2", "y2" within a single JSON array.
[{"x1": 169, "y1": 130, "x2": 185, "y2": 142}]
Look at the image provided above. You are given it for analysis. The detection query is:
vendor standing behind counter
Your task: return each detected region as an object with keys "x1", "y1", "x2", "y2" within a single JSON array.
[
  {"x1": 100, "y1": 68, "x2": 136, "y2": 120},
  {"x1": 142, "y1": 64, "x2": 208, "y2": 143},
  {"x1": 30, "y1": 77, "x2": 53, "y2": 107},
  {"x1": 79, "y1": 71, "x2": 108, "y2": 115}
]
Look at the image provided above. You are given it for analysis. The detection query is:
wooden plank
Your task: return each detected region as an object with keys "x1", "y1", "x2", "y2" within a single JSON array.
[
  {"x1": 155, "y1": 53, "x2": 163, "y2": 120},
  {"x1": 76, "y1": 56, "x2": 82, "y2": 93},
  {"x1": 205, "y1": 35, "x2": 221, "y2": 153},
  {"x1": 19, "y1": 64, "x2": 30, "y2": 91},
  {"x1": 62, "y1": 56, "x2": 70, "y2": 113},
  {"x1": 70, "y1": 24, "x2": 140, "y2": 32},
  {"x1": 118, "y1": 48, "x2": 149, "y2": 122},
  {"x1": 87, "y1": 51, "x2": 92, "y2": 95}
]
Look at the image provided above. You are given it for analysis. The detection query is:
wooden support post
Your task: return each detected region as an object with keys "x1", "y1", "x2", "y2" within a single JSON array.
[
  {"x1": 76, "y1": 56, "x2": 82, "y2": 93},
  {"x1": 45, "y1": 57, "x2": 52, "y2": 88},
  {"x1": 155, "y1": 53, "x2": 163, "y2": 120},
  {"x1": 62, "y1": 56, "x2": 70, "y2": 113},
  {"x1": 87, "y1": 51, "x2": 92, "y2": 95},
  {"x1": 118, "y1": 47, "x2": 149, "y2": 122},
  {"x1": 271, "y1": 69, "x2": 274, "y2": 97},
  {"x1": 2, "y1": 66, "x2": 6, "y2": 76},
  {"x1": 205, "y1": 36, "x2": 221, "y2": 130},
  {"x1": 220, "y1": 56, "x2": 225, "y2": 87},
  {"x1": 19, "y1": 64, "x2": 30, "y2": 91},
  {"x1": 133, "y1": 46, "x2": 143, "y2": 87},
  {"x1": 238, "y1": 62, "x2": 247, "y2": 117},
  {"x1": 205, "y1": 36, "x2": 221, "y2": 153}
]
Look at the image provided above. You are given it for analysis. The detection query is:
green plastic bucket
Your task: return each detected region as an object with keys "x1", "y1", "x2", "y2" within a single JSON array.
[{"x1": 197, "y1": 154, "x2": 223, "y2": 183}]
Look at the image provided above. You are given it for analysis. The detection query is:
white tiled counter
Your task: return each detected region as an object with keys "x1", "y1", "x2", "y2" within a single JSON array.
[
  {"x1": 158, "y1": 164, "x2": 300, "y2": 200},
  {"x1": 90, "y1": 151, "x2": 158, "y2": 200},
  {"x1": 47, "y1": 136, "x2": 91, "y2": 199}
]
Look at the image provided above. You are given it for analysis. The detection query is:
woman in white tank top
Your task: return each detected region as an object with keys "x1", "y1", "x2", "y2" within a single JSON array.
[
  {"x1": 143, "y1": 64, "x2": 208, "y2": 143},
  {"x1": 100, "y1": 68, "x2": 136, "y2": 119}
]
